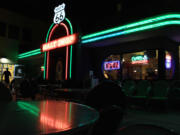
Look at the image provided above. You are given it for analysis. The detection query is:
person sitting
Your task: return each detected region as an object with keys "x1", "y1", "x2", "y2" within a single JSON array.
[
  {"x1": 85, "y1": 80, "x2": 127, "y2": 135},
  {"x1": 85, "y1": 80, "x2": 127, "y2": 111}
]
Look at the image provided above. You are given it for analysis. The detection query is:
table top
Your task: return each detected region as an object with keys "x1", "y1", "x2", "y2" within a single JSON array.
[{"x1": 0, "y1": 100, "x2": 99, "y2": 135}]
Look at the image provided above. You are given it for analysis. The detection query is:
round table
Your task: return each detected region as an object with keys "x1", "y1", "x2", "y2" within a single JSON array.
[{"x1": 0, "y1": 100, "x2": 99, "y2": 135}]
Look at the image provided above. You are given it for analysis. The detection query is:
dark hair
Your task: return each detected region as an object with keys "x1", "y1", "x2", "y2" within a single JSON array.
[{"x1": 85, "y1": 80, "x2": 127, "y2": 111}]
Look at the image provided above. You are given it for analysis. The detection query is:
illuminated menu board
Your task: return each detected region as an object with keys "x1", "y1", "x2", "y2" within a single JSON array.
[{"x1": 104, "y1": 60, "x2": 120, "y2": 71}]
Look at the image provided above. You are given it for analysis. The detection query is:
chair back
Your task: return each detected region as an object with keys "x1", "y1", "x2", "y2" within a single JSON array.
[
  {"x1": 135, "y1": 80, "x2": 151, "y2": 97},
  {"x1": 151, "y1": 80, "x2": 169, "y2": 98},
  {"x1": 122, "y1": 80, "x2": 136, "y2": 96}
]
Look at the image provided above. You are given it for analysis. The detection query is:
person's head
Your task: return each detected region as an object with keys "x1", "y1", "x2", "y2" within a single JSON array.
[
  {"x1": 86, "y1": 80, "x2": 127, "y2": 111},
  {"x1": 6, "y1": 68, "x2": 8, "y2": 71}
]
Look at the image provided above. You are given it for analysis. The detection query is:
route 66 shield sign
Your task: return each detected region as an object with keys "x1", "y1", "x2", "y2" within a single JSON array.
[{"x1": 53, "y1": 3, "x2": 66, "y2": 24}]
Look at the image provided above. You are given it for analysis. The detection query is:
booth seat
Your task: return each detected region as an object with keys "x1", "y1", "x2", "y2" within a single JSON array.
[
  {"x1": 168, "y1": 80, "x2": 180, "y2": 110},
  {"x1": 122, "y1": 79, "x2": 175, "y2": 110}
]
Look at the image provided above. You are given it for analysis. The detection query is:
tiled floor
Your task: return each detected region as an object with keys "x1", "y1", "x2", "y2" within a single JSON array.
[{"x1": 119, "y1": 108, "x2": 180, "y2": 134}]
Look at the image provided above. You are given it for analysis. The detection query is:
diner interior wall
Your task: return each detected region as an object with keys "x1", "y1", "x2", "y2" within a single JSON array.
[{"x1": 84, "y1": 36, "x2": 179, "y2": 80}]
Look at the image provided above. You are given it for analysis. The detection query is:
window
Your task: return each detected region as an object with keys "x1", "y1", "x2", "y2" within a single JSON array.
[
  {"x1": 122, "y1": 50, "x2": 158, "y2": 80},
  {"x1": 165, "y1": 51, "x2": 174, "y2": 79},
  {"x1": 8, "y1": 25, "x2": 20, "y2": 40},
  {"x1": 22, "y1": 28, "x2": 32, "y2": 42},
  {"x1": 102, "y1": 54, "x2": 121, "y2": 80},
  {"x1": 0, "y1": 22, "x2": 7, "y2": 37}
]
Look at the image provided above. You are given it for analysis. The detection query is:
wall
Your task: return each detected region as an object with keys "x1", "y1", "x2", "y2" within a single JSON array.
[{"x1": 0, "y1": 8, "x2": 49, "y2": 63}]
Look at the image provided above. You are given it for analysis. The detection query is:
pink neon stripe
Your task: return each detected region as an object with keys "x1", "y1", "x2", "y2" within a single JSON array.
[
  {"x1": 48, "y1": 24, "x2": 59, "y2": 41},
  {"x1": 46, "y1": 24, "x2": 58, "y2": 80},
  {"x1": 60, "y1": 23, "x2": 70, "y2": 80},
  {"x1": 46, "y1": 51, "x2": 49, "y2": 80}
]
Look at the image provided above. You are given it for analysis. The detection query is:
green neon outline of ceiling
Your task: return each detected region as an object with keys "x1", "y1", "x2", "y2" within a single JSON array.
[
  {"x1": 82, "y1": 20, "x2": 180, "y2": 43},
  {"x1": 18, "y1": 49, "x2": 41, "y2": 57},
  {"x1": 81, "y1": 13, "x2": 180, "y2": 40},
  {"x1": 18, "y1": 13, "x2": 180, "y2": 57}
]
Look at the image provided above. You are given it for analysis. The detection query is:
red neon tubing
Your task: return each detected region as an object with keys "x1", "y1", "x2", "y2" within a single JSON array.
[
  {"x1": 60, "y1": 23, "x2": 70, "y2": 80},
  {"x1": 46, "y1": 51, "x2": 50, "y2": 80},
  {"x1": 46, "y1": 23, "x2": 70, "y2": 80}
]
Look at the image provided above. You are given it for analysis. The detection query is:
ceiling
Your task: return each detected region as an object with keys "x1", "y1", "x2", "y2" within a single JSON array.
[{"x1": 2, "y1": 0, "x2": 180, "y2": 34}]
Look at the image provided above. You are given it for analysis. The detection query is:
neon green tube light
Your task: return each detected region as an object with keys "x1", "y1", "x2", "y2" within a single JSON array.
[
  {"x1": 17, "y1": 101, "x2": 39, "y2": 116},
  {"x1": 82, "y1": 20, "x2": 180, "y2": 43},
  {"x1": 65, "y1": 18, "x2": 73, "y2": 79},
  {"x1": 82, "y1": 13, "x2": 180, "y2": 40},
  {"x1": 18, "y1": 49, "x2": 41, "y2": 59}
]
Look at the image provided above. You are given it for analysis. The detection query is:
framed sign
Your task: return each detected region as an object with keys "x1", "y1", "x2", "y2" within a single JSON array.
[
  {"x1": 104, "y1": 60, "x2": 120, "y2": 71},
  {"x1": 131, "y1": 55, "x2": 148, "y2": 64}
]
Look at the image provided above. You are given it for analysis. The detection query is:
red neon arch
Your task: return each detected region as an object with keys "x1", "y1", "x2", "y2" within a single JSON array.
[
  {"x1": 46, "y1": 23, "x2": 70, "y2": 80},
  {"x1": 61, "y1": 23, "x2": 70, "y2": 80}
]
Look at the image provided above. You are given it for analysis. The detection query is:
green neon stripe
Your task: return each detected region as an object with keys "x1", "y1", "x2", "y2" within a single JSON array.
[
  {"x1": 82, "y1": 13, "x2": 180, "y2": 40},
  {"x1": 124, "y1": 20, "x2": 180, "y2": 34},
  {"x1": 18, "y1": 51, "x2": 41, "y2": 59},
  {"x1": 65, "y1": 18, "x2": 73, "y2": 34},
  {"x1": 18, "y1": 103, "x2": 38, "y2": 116},
  {"x1": 18, "y1": 49, "x2": 41, "y2": 57},
  {"x1": 17, "y1": 101, "x2": 39, "y2": 116},
  {"x1": 18, "y1": 101, "x2": 39, "y2": 112},
  {"x1": 65, "y1": 18, "x2": 73, "y2": 79},
  {"x1": 18, "y1": 50, "x2": 40, "y2": 57},
  {"x1": 69, "y1": 103, "x2": 72, "y2": 122},
  {"x1": 82, "y1": 20, "x2": 180, "y2": 43}
]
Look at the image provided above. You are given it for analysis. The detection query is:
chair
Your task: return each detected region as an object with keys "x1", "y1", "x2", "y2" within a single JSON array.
[
  {"x1": 168, "y1": 80, "x2": 180, "y2": 110},
  {"x1": 132, "y1": 80, "x2": 151, "y2": 98},
  {"x1": 122, "y1": 80, "x2": 136, "y2": 97},
  {"x1": 147, "y1": 80, "x2": 170, "y2": 111},
  {"x1": 127, "y1": 80, "x2": 151, "y2": 109}
]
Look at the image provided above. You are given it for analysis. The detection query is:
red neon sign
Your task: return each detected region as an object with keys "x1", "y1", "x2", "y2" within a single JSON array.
[
  {"x1": 41, "y1": 33, "x2": 79, "y2": 52},
  {"x1": 104, "y1": 61, "x2": 120, "y2": 70},
  {"x1": 132, "y1": 60, "x2": 148, "y2": 64}
]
